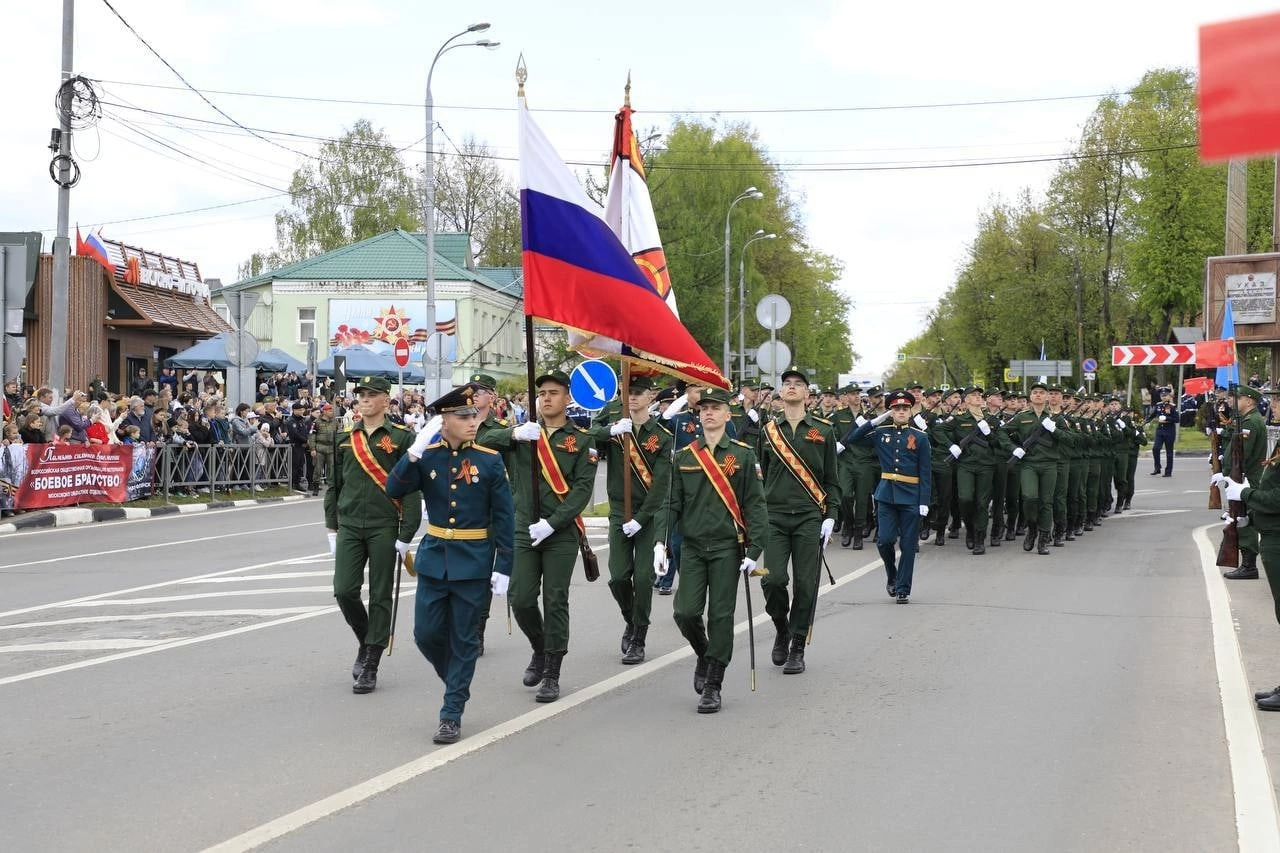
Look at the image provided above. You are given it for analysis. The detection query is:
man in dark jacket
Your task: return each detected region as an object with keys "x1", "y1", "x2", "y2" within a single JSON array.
[{"x1": 284, "y1": 400, "x2": 314, "y2": 492}]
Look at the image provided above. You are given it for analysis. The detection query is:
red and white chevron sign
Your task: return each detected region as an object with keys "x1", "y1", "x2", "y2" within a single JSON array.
[{"x1": 1111, "y1": 344, "x2": 1195, "y2": 366}]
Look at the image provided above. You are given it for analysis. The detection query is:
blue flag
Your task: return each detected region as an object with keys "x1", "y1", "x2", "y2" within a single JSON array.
[{"x1": 1216, "y1": 299, "x2": 1239, "y2": 388}]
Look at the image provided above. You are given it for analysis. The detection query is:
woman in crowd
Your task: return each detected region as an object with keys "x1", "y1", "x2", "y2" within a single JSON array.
[
  {"x1": 152, "y1": 410, "x2": 172, "y2": 444},
  {"x1": 86, "y1": 403, "x2": 111, "y2": 445},
  {"x1": 19, "y1": 413, "x2": 45, "y2": 445}
]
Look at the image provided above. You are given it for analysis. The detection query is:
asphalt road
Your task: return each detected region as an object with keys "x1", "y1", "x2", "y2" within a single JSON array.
[{"x1": 2, "y1": 465, "x2": 1278, "y2": 852}]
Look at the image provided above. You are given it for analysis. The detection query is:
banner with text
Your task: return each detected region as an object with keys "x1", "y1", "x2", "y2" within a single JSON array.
[{"x1": 9, "y1": 445, "x2": 133, "y2": 508}]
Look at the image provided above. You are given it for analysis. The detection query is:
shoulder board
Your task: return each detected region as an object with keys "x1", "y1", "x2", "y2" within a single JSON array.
[
  {"x1": 471, "y1": 444, "x2": 499, "y2": 456},
  {"x1": 811, "y1": 415, "x2": 832, "y2": 426},
  {"x1": 909, "y1": 426, "x2": 929, "y2": 436},
  {"x1": 731, "y1": 439, "x2": 752, "y2": 449},
  {"x1": 496, "y1": 418, "x2": 509, "y2": 426},
  {"x1": 676, "y1": 445, "x2": 695, "y2": 456},
  {"x1": 424, "y1": 440, "x2": 446, "y2": 451}
]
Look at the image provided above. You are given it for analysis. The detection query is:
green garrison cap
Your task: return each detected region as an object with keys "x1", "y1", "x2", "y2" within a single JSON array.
[
  {"x1": 468, "y1": 373, "x2": 497, "y2": 390},
  {"x1": 355, "y1": 376, "x2": 391, "y2": 393},
  {"x1": 698, "y1": 387, "x2": 734, "y2": 406},
  {"x1": 534, "y1": 370, "x2": 571, "y2": 389}
]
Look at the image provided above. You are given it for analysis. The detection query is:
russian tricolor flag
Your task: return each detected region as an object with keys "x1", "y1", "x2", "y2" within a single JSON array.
[
  {"x1": 75, "y1": 226, "x2": 114, "y2": 275},
  {"x1": 518, "y1": 98, "x2": 727, "y2": 389}
]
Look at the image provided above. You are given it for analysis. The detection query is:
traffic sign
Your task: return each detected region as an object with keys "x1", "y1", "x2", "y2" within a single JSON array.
[
  {"x1": 570, "y1": 359, "x2": 618, "y2": 411},
  {"x1": 1084, "y1": 372, "x2": 1097, "y2": 381},
  {"x1": 1082, "y1": 357, "x2": 1098, "y2": 373},
  {"x1": 1111, "y1": 344, "x2": 1194, "y2": 366},
  {"x1": 393, "y1": 338, "x2": 410, "y2": 368},
  {"x1": 755, "y1": 340, "x2": 792, "y2": 374},
  {"x1": 1003, "y1": 368, "x2": 1016, "y2": 384},
  {"x1": 756, "y1": 295, "x2": 791, "y2": 331},
  {"x1": 1006, "y1": 359, "x2": 1073, "y2": 377},
  {"x1": 896, "y1": 352, "x2": 906, "y2": 363}
]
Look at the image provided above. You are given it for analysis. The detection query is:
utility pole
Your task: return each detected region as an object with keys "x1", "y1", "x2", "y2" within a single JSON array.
[{"x1": 49, "y1": 0, "x2": 76, "y2": 398}]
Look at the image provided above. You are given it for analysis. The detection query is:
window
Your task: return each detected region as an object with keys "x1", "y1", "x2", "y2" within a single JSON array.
[
  {"x1": 297, "y1": 307, "x2": 316, "y2": 344},
  {"x1": 215, "y1": 305, "x2": 230, "y2": 324}
]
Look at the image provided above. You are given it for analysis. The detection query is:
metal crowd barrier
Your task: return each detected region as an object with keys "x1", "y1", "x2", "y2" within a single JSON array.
[{"x1": 155, "y1": 443, "x2": 294, "y2": 501}]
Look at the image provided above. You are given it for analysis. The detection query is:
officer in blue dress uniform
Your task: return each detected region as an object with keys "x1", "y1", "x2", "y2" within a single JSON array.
[
  {"x1": 387, "y1": 384, "x2": 514, "y2": 745},
  {"x1": 844, "y1": 389, "x2": 932, "y2": 602}
]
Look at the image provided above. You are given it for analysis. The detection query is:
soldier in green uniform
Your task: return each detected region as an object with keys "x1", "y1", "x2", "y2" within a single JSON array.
[
  {"x1": 1083, "y1": 396, "x2": 1105, "y2": 530},
  {"x1": 983, "y1": 388, "x2": 1009, "y2": 546},
  {"x1": 1218, "y1": 384, "x2": 1268, "y2": 580},
  {"x1": 830, "y1": 385, "x2": 857, "y2": 545},
  {"x1": 1107, "y1": 396, "x2": 1136, "y2": 514},
  {"x1": 468, "y1": 373, "x2": 512, "y2": 656},
  {"x1": 944, "y1": 386, "x2": 1011, "y2": 555},
  {"x1": 1044, "y1": 385, "x2": 1074, "y2": 547},
  {"x1": 324, "y1": 376, "x2": 422, "y2": 694},
  {"x1": 1121, "y1": 401, "x2": 1146, "y2": 509},
  {"x1": 1002, "y1": 380, "x2": 1068, "y2": 556},
  {"x1": 847, "y1": 385, "x2": 884, "y2": 545},
  {"x1": 668, "y1": 386, "x2": 768, "y2": 713},
  {"x1": 758, "y1": 368, "x2": 840, "y2": 675},
  {"x1": 1060, "y1": 390, "x2": 1087, "y2": 539},
  {"x1": 730, "y1": 381, "x2": 764, "y2": 448},
  {"x1": 915, "y1": 387, "x2": 956, "y2": 546},
  {"x1": 1003, "y1": 392, "x2": 1025, "y2": 539},
  {"x1": 483, "y1": 370, "x2": 597, "y2": 702},
  {"x1": 309, "y1": 403, "x2": 338, "y2": 496},
  {"x1": 1221, "y1": 455, "x2": 1280, "y2": 709},
  {"x1": 590, "y1": 374, "x2": 671, "y2": 665}
]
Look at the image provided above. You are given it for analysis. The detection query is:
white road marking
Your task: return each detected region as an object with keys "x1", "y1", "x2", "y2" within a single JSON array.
[
  {"x1": 180, "y1": 572, "x2": 333, "y2": 583},
  {"x1": 0, "y1": 639, "x2": 169, "y2": 652},
  {"x1": 201, "y1": 553, "x2": 882, "y2": 852},
  {"x1": 1193, "y1": 524, "x2": 1280, "y2": 852},
  {"x1": 63, "y1": 587, "x2": 333, "y2": 606},
  {"x1": 0, "y1": 609, "x2": 327, "y2": 630}
]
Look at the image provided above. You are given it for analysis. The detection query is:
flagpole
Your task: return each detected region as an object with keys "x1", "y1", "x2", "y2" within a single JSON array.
[
  {"x1": 518, "y1": 60, "x2": 541, "y2": 523},
  {"x1": 622, "y1": 361, "x2": 633, "y2": 521}
]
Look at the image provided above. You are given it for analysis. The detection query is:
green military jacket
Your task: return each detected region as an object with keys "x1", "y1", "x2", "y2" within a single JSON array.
[
  {"x1": 591, "y1": 415, "x2": 672, "y2": 532},
  {"x1": 309, "y1": 415, "x2": 338, "y2": 454},
  {"x1": 916, "y1": 409, "x2": 957, "y2": 466},
  {"x1": 844, "y1": 409, "x2": 882, "y2": 466},
  {"x1": 1224, "y1": 408, "x2": 1268, "y2": 485},
  {"x1": 1003, "y1": 405, "x2": 1070, "y2": 464},
  {"x1": 671, "y1": 434, "x2": 768, "y2": 560},
  {"x1": 485, "y1": 420, "x2": 598, "y2": 532},
  {"x1": 324, "y1": 418, "x2": 422, "y2": 539},
  {"x1": 758, "y1": 411, "x2": 840, "y2": 520},
  {"x1": 947, "y1": 409, "x2": 1012, "y2": 467},
  {"x1": 830, "y1": 406, "x2": 857, "y2": 457}
]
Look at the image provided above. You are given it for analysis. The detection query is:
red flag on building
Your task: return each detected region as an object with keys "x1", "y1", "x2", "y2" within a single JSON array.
[
  {"x1": 1196, "y1": 337, "x2": 1237, "y2": 368},
  {"x1": 1199, "y1": 11, "x2": 1280, "y2": 160},
  {"x1": 1183, "y1": 376, "x2": 1215, "y2": 395}
]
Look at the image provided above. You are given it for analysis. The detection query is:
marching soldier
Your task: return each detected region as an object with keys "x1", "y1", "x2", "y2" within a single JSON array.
[
  {"x1": 1218, "y1": 385, "x2": 1268, "y2": 580},
  {"x1": 944, "y1": 386, "x2": 1011, "y2": 555},
  {"x1": 830, "y1": 386, "x2": 857, "y2": 546},
  {"x1": 484, "y1": 370, "x2": 597, "y2": 702},
  {"x1": 1044, "y1": 385, "x2": 1074, "y2": 546},
  {"x1": 1121, "y1": 402, "x2": 1146, "y2": 509},
  {"x1": 1061, "y1": 390, "x2": 1088, "y2": 538},
  {"x1": 1003, "y1": 392, "x2": 1025, "y2": 540},
  {"x1": 1107, "y1": 397, "x2": 1136, "y2": 514},
  {"x1": 591, "y1": 374, "x2": 672, "y2": 665},
  {"x1": 1149, "y1": 387, "x2": 1177, "y2": 476},
  {"x1": 668, "y1": 386, "x2": 768, "y2": 713},
  {"x1": 468, "y1": 372, "x2": 512, "y2": 656},
  {"x1": 844, "y1": 389, "x2": 932, "y2": 602},
  {"x1": 1002, "y1": 381, "x2": 1068, "y2": 556},
  {"x1": 758, "y1": 368, "x2": 840, "y2": 675},
  {"x1": 324, "y1": 376, "x2": 422, "y2": 694},
  {"x1": 845, "y1": 385, "x2": 884, "y2": 548},
  {"x1": 918, "y1": 387, "x2": 957, "y2": 546},
  {"x1": 386, "y1": 385, "x2": 514, "y2": 744},
  {"x1": 983, "y1": 388, "x2": 1009, "y2": 546}
]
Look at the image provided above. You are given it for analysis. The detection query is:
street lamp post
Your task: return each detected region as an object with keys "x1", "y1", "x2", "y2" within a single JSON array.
[
  {"x1": 425, "y1": 23, "x2": 498, "y2": 399},
  {"x1": 738, "y1": 230, "x2": 776, "y2": 383},
  {"x1": 723, "y1": 187, "x2": 763, "y2": 380}
]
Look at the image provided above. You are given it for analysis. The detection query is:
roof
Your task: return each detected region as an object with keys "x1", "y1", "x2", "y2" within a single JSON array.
[
  {"x1": 476, "y1": 266, "x2": 524, "y2": 298},
  {"x1": 221, "y1": 229, "x2": 517, "y2": 297},
  {"x1": 110, "y1": 279, "x2": 232, "y2": 336}
]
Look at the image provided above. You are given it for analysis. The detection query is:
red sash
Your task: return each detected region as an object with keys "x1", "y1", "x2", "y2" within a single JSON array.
[
  {"x1": 536, "y1": 427, "x2": 587, "y2": 537},
  {"x1": 351, "y1": 427, "x2": 402, "y2": 513},
  {"x1": 763, "y1": 420, "x2": 826, "y2": 507},
  {"x1": 690, "y1": 439, "x2": 745, "y2": 536}
]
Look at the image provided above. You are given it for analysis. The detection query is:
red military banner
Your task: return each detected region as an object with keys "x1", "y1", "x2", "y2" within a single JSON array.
[
  {"x1": 1199, "y1": 11, "x2": 1280, "y2": 161},
  {"x1": 13, "y1": 444, "x2": 132, "y2": 508},
  {"x1": 1195, "y1": 337, "x2": 1237, "y2": 368},
  {"x1": 1183, "y1": 376, "x2": 1215, "y2": 395}
]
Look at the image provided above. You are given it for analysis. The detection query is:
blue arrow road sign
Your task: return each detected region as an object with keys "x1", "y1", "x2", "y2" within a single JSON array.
[
  {"x1": 1082, "y1": 357, "x2": 1098, "y2": 373},
  {"x1": 570, "y1": 359, "x2": 619, "y2": 411}
]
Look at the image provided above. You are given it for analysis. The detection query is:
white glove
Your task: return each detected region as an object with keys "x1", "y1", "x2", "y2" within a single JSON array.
[
  {"x1": 1041, "y1": 417, "x2": 1056, "y2": 433},
  {"x1": 747, "y1": 408, "x2": 760, "y2": 423},
  {"x1": 978, "y1": 420, "x2": 991, "y2": 436},
  {"x1": 1211, "y1": 472, "x2": 1225, "y2": 486},
  {"x1": 1115, "y1": 419, "x2": 1126, "y2": 430},
  {"x1": 513, "y1": 421, "x2": 542, "y2": 441},
  {"x1": 1236, "y1": 516, "x2": 1251, "y2": 529},
  {"x1": 739, "y1": 556, "x2": 756, "y2": 574},
  {"x1": 423, "y1": 414, "x2": 442, "y2": 440},
  {"x1": 327, "y1": 531, "x2": 337, "y2": 555},
  {"x1": 1206, "y1": 428, "x2": 1213, "y2": 436},
  {"x1": 1225, "y1": 477, "x2": 1250, "y2": 502},
  {"x1": 949, "y1": 443, "x2": 962, "y2": 459},
  {"x1": 919, "y1": 505, "x2": 930, "y2": 517},
  {"x1": 663, "y1": 394, "x2": 689, "y2": 419},
  {"x1": 609, "y1": 418, "x2": 633, "y2": 437},
  {"x1": 653, "y1": 544, "x2": 669, "y2": 577},
  {"x1": 490, "y1": 572, "x2": 510, "y2": 596},
  {"x1": 855, "y1": 415, "x2": 867, "y2": 427},
  {"x1": 836, "y1": 441, "x2": 846, "y2": 454},
  {"x1": 528, "y1": 518, "x2": 555, "y2": 546},
  {"x1": 872, "y1": 411, "x2": 892, "y2": 425},
  {"x1": 1216, "y1": 427, "x2": 1224, "y2": 435},
  {"x1": 912, "y1": 414, "x2": 927, "y2": 430},
  {"x1": 395, "y1": 539, "x2": 412, "y2": 559},
  {"x1": 1012, "y1": 447, "x2": 1026, "y2": 460},
  {"x1": 1158, "y1": 415, "x2": 1167, "y2": 423},
  {"x1": 409, "y1": 427, "x2": 433, "y2": 459},
  {"x1": 622, "y1": 519, "x2": 642, "y2": 537},
  {"x1": 820, "y1": 518, "x2": 835, "y2": 547}
]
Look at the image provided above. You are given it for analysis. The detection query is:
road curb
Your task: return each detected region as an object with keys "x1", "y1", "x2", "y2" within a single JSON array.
[{"x1": 0, "y1": 494, "x2": 308, "y2": 536}]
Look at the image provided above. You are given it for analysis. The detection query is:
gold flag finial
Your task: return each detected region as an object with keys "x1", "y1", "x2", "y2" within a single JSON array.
[
  {"x1": 516, "y1": 53, "x2": 527, "y2": 99},
  {"x1": 624, "y1": 71, "x2": 631, "y2": 108}
]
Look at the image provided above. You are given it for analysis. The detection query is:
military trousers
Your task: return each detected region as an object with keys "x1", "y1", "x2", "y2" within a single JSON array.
[
  {"x1": 955, "y1": 463, "x2": 994, "y2": 538},
  {"x1": 314, "y1": 449, "x2": 333, "y2": 489},
  {"x1": 607, "y1": 516, "x2": 658, "y2": 628},
  {"x1": 1123, "y1": 452, "x2": 1139, "y2": 501},
  {"x1": 333, "y1": 524, "x2": 398, "y2": 649},
  {"x1": 1258, "y1": 532, "x2": 1280, "y2": 626},
  {"x1": 672, "y1": 546, "x2": 742, "y2": 667},
  {"x1": 1019, "y1": 462, "x2": 1058, "y2": 533},
  {"x1": 1085, "y1": 459, "x2": 1101, "y2": 514},
  {"x1": 929, "y1": 458, "x2": 953, "y2": 533},
  {"x1": 849, "y1": 461, "x2": 879, "y2": 533},
  {"x1": 1052, "y1": 460, "x2": 1069, "y2": 530},
  {"x1": 877, "y1": 501, "x2": 921, "y2": 595},
  {"x1": 414, "y1": 575, "x2": 488, "y2": 723},
  {"x1": 989, "y1": 461, "x2": 1008, "y2": 535},
  {"x1": 1005, "y1": 463, "x2": 1023, "y2": 530},
  {"x1": 761, "y1": 510, "x2": 822, "y2": 638},
  {"x1": 1100, "y1": 454, "x2": 1116, "y2": 509},
  {"x1": 838, "y1": 457, "x2": 858, "y2": 530},
  {"x1": 1068, "y1": 459, "x2": 1086, "y2": 524},
  {"x1": 510, "y1": 530, "x2": 579, "y2": 656}
]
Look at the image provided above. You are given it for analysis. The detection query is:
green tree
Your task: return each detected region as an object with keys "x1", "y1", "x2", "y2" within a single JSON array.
[{"x1": 432, "y1": 135, "x2": 522, "y2": 267}]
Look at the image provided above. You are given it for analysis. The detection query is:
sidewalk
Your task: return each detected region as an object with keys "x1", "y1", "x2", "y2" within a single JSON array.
[{"x1": 0, "y1": 494, "x2": 309, "y2": 536}]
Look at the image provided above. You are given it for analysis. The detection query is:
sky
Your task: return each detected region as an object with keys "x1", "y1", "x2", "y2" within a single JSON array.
[{"x1": 3, "y1": 0, "x2": 1276, "y2": 381}]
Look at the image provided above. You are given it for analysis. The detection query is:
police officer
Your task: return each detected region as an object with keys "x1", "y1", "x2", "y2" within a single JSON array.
[
  {"x1": 844, "y1": 389, "x2": 932, "y2": 602},
  {"x1": 1149, "y1": 387, "x2": 1177, "y2": 476},
  {"x1": 484, "y1": 370, "x2": 597, "y2": 702},
  {"x1": 668, "y1": 386, "x2": 768, "y2": 713},
  {"x1": 324, "y1": 376, "x2": 422, "y2": 694},
  {"x1": 386, "y1": 385, "x2": 514, "y2": 744},
  {"x1": 285, "y1": 400, "x2": 314, "y2": 492},
  {"x1": 758, "y1": 367, "x2": 840, "y2": 675},
  {"x1": 1217, "y1": 385, "x2": 1268, "y2": 580}
]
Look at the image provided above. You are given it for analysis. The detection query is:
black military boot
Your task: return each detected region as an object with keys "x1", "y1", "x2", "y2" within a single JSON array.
[
  {"x1": 697, "y1": 662, "x2": 725, "y2": 714},
  {"x1": 621, "y1": 625, "x2": 647, "y2": 665},
  {"x1": 1023, "y1": 523, "x2": 1037, "y2": 552},
  {"x1": 1083, "y1": 514, "x2": 1094, "y2": 532},
  {"x1": 852, "y1": 529, "x2": 863, "y2": 550},
  {"x1": 522, "y1": 651, "x2": 546, "y2": 687},
  {"x1": 841, "y1": 525, "x2": 853, "y2": 548},
  {"x1": 1052, "y1": 525, "x2": 1065, "y2": 547},
  {"x1": 990, "y1": 524, "x2": 1003, "y2": 547},
  {"x1": 1004, "y1": 525, "x2": 1017, "y2": 541},
  {"x1": 1073, "y1": 521, "x2": 1085, "y2": 537},
  {"x1": 1014, "y1": 522, "x2": 1027, "y2": 537},
  {"x1": 694, "y1": 655, "x2": 709, "y2": 694},
  {"x1": 964, "y1": 528, "x2": 974, "y2": 550},
  {"x1": 771, "y1": 619, "x2": 789, "y2": 666},
  {"x1": 782, "y1": 635, "x2": 806, "y2": 674},
  {"x1": 1036, "y1": 530, "x2": 1051, "y2": 556},
  {"x1": 535, "y1": 653, "x2": 563, "y2": 703},
  {"x1": 353, "y1": 645, "x2": 382, "y2": 694},
  {"x1": 947, "y1": 525, "x2": 960, "y2": 539},
  {"x1": 1123, "y1": 498, "x2": 1132, "y2": 510},
  {"x1": 973, "y1": 538, "x2": 986, "y2": 556},
  {"x1": 352, "y1": 643, "x2": 369, "y2": 681},
  {"x1": 621, "y1": 621, "x2": 634, "y2": 655},
  {"x1": 1065, "y1": 521, "x2": 1076, "y2": 542},
  {"x1": 934, "y1": 528, "x2": 945, "y2": 546},
  {"x1": 1225, "y1": 551, "x2": 1260, "y2": 580}
]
